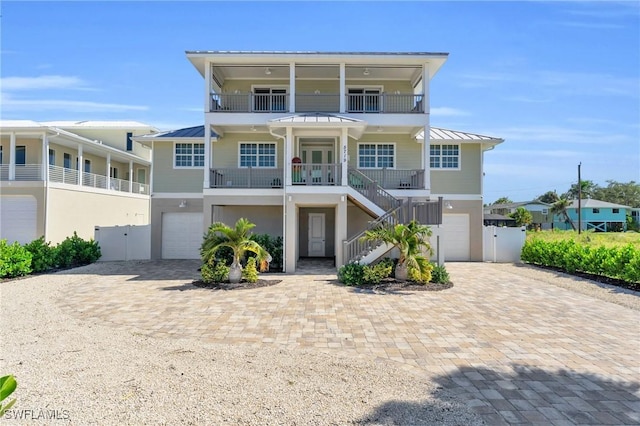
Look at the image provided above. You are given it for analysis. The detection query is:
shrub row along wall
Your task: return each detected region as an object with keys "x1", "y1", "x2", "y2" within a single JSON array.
[
  {"x1": 521, "y1": 238, "x2": 640, "y2": 286},
  {"x1": 0, "y1": 233, "x2": 101, "y2": 278}
]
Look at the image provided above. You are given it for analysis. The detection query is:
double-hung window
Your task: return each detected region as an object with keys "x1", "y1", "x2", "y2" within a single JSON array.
[
  {"x1": 253, "y1": 87, "x2": 287, "y2": 112},
  {"x1": 358, "y1": 143, "x2": 394, "y2": 169},
  {"x1": 239, "y1": 142, "x2": 276, "y2": 168},
  {"x1": 64, "y1": 153, "x2": 72, "y2": 169},
  {"x1": 430, "y1": 144, "x2": 460, "y2": 169},
  {"x1": 174, "y1": 143, "x2": 205, "y2": 168}
]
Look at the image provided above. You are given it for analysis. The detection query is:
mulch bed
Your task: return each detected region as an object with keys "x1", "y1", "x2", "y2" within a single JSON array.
[
  {"x1": 346, "y1": 279, "x2": 453, "y2": 293},
  {"x1": 193, "y1": 279, "x2": 282, "y2": 290}
]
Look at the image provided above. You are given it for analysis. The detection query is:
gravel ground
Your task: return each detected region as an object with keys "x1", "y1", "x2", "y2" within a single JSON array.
[
  {"x1": 1, "y1": 264, "x2": 481, "y2": 425},
  {"x1": 496, "y1": 263, "x2": 640, "y2": 311}
]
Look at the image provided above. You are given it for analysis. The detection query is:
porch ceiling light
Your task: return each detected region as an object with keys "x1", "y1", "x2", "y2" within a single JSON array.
[
  {"x1": 264, "y1": 67, "x2": 272, "y2": 75},
  {"x1": 445, "y1": 201, "x2": 453, "y2": 210},
  {"x1": 363, "y1": 68, "x2": 370, "y2": 76}
]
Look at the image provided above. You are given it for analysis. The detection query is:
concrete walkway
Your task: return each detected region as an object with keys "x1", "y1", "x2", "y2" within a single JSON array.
[{"x1": 59, "y1": 260, "x2": 640, "y2": 425}]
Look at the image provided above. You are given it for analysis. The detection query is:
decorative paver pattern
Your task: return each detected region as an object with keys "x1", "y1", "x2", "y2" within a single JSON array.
[{"x1": 59, "y1": 260, "x2": 640, "y2": 425}]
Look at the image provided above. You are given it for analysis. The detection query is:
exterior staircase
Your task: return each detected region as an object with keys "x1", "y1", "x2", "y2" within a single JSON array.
[{"x1": 342, "y1": 168, "x2": 443, "y2": 265}]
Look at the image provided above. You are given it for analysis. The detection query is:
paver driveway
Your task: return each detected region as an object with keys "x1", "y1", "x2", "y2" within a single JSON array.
[{"x1": 59, "y1": 261, "x2": 640, "y2": 425}]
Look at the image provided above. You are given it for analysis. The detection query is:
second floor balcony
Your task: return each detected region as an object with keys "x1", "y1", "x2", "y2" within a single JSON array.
[
  {"x1": 0, "y1": 164, "x2": 148, "y2": 195},
  {"x1": 209, "y1": 165, "x2": 424, "y2": 190},
  {"x1": 210, "y1": 93, "x2": 424, "y2": 114}
]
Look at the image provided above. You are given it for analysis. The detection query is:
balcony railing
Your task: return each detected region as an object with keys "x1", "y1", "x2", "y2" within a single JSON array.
[
  {"x1": 0, "y1": 164, "x2": 147, "y2": 195},
  {"x1": 210, "y1": 167, "x2": 284, "y2": 188},
  {"x1": 210, "y1": 93, "x2": 424, "y2": 113},
  {"x1": 359, "y1": 169, "x2": 424, "y2": 189},
  {"x1": 292, "y1": 163, "x2": 341, "y2": 186}
]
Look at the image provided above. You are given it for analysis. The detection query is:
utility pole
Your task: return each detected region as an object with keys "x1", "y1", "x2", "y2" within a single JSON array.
[{"x1": 578, "y1": 162, "x2": 582, "y2": 234}]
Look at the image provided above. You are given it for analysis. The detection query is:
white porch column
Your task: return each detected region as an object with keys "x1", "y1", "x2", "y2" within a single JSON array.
[
  {"x1": 204, "y1": 60, "x2": 212, "y2": 111},
  {"x1": 423, "y1": 124, "x2": 431, "y2": 191},
  {"x1": 285, "y1": 127, "x2": 293, "y2": 185},
  {"x1": 129, "y1": 160, "x2": 134, "y2": 192},
  {"x1": 422, "y1": 63, "x2": 430, "y2": 114},
  {"x1": 340, "y1": 127, "x2": 348, "y2": 186},
  {"x1": 106, "y1": 153, "x2": 111, "y2": 189},
  {"x1": 284, "y1": 195, "x2": 297, "y2": 273},
  {"x1": 77, "y1": 144, "x2": 83, "y2": 186},
  {"x1": 41, "y1": 133, "x2": 49, "y2": 181},
  {"x1": 289, "y1": 62, "x2": 296, "y2": 113},
  {"x1": 339, "y1": 63, "x2": 346, "y2": 113},
  {"x1": 9, "y1": 132, "x2": 15, "y2": 180},
  {"x1": 335, "y1": 196, "x2": 348, "y2": 268},
  {"x1": 204, "y1": 125, "x2": 211, "y2": 188}
]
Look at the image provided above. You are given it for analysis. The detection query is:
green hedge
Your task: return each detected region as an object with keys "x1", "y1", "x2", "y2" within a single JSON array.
[
  {"x1": 521, "y1": 238, "x2": 640, "y2": 285},
  {"x1": 0, "y1": 233, "x2": 101, "y2": 279}
]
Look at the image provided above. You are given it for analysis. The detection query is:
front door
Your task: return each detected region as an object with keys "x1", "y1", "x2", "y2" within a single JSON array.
[{"x1": 308, "y1": 213, "x2": 326, "y2": 257}]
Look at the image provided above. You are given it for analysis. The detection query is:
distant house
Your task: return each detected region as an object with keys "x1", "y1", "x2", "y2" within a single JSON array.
[
  {"x1": 553, "y1": 199, "x2": 631, "y2": 232},
  {"x1": 484, "y1": 201, "x2": 552, "y2": 229},
  {"x1": 0, "y1": 120, "x2": 157, "y2": 244},
  {"x1": 483, "y1": 213, "x2": 516, "y2": 227}
]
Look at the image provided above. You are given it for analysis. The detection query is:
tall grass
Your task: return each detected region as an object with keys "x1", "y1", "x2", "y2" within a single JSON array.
[{"x1": 526, "y1": 229, "x2": 640, "y2": 249}]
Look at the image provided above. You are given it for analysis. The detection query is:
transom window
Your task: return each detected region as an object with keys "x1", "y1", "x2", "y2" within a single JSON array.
[
  {"x1": 239, "y1": 143, "x2": 276, "y2": 168},
  {"x1": 174, "y1": 143, "x2": 205, "y2": 168},
  {"x1": 358, "y1": 143, "x2": 395, "y2": 169},
  {"x1": 430, "y1": 144, "x2": 460, "y2": 169}
]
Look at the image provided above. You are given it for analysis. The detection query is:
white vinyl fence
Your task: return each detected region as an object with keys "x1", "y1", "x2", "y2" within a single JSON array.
[
  {"x1": 94, "y1": 225, "x2": 151, "y2": 261},
  {"x1": 483, "y1": 226, "x2": 527, "y2": 263}
]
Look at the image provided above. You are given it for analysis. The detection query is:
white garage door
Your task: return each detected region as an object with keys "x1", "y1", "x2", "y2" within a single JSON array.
[
  {"x1": 161, "y1": 212, "x2": 204, "y2": 259},
  {"x1": 1, "y1": 196, "x2": 37, "y2": 244},
  {"x1": 442, "y1": 214, "x2": 470, "y2": 261}
]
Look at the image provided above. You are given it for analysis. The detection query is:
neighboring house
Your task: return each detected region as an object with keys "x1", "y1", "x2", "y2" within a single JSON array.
[
  {"x1": 139, "y1": 51, "x2": 504, "y2": 270},
  {"x1": 0, "y1": 120, "x2": 157, "y2": 244},
  {"x1": 553, "y1": 199, "x2": 631, "y2": 232},
  {"x1": 483, "y1": 213, "x2": 516, "y2": 227},
  {"x1": 484, "y1": 201, "x2": 552, "y2": 229}
]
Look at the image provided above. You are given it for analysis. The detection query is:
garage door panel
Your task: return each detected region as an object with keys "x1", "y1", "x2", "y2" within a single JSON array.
[
  {"x1": 442, "y1": 214, "x2": 470, "y2": 262},
  {"x1": 161, "y1": 213, "x2": 203, "y2": 259},
  {"x1": 1, "y1": 196, "x2": 37, "y2": 244}
]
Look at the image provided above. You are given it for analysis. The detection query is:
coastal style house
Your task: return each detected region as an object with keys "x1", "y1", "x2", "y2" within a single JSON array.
[
  {"x1": 484, "y1": 200, "x2": 553, "y2": 229},
  {"x1": 553, "y1": 199, "x2": 631, "y2": 232},
  {"x1": 139, "y1": 51, "x2": 504, "y2": 270},
  {"x1": 0, "y1": 120, "x2": 156, "y2": 244}
]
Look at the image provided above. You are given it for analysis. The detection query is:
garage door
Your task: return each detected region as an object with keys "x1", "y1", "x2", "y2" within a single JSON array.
[
  {"x1": 161, "y1": 212, "x2": 204, "y2": 259},
  {"x1": 1, "y1": 195, "x2": 37, "y2": 244},
  {"x1": 442, "y1": 214, "x2": 470, "y2": 261}
]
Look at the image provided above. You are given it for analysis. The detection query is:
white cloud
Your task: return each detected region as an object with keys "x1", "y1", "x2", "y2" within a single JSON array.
[
  {"x1": 1, "y1": 75, "x2": 91, "y2": 91},
  {"x1": 1, "y1": 95, "x2": 148, "y2": 113},
  {"x1": 491, "y1": 125, "x2": 632, "y2": 145},
  {"x1": 491, "y1": 149, "x2": 580, "y2": 159},
  {"x1": 430, "y1": 107, "x2": 470, "y2": 117}
]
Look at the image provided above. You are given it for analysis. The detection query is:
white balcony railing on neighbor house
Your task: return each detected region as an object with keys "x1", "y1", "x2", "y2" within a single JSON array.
[
  {"x1": 210, "y1": 93, "x2": 424, "y2": 113},
  {"x1": 0, "y1": 164, "x2": 148, "y2": 195}
]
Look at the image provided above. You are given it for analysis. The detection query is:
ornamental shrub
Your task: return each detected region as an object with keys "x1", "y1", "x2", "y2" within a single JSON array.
[
  {"x1": 0, "y1": 240, "x2": 33, "y2": 278},
  {"x1": 54, "y1": 232, "x2": 101, "y2": 268},
  {"x1": 338, "y1": 263, "x2": 366, "y2": 286},
  {"x1": 201, "y1": 260, "x2": 229, "y2": 283},
  {"x1": 362, "y1": 260, "x2": 393, "y2": 285},
  {"x1": 24, "y1": 237, "x2": 56, "y2": 273},
  {"x1": 430, "y1": 263, "x2": 450, "y2": 284},
  {"x1": 242, "y1": 257, "x2": 259, "y2": 283}
]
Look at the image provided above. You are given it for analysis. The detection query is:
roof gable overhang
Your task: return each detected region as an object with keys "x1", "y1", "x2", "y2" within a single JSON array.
[{"x1": 267, "y1": 114, "x2": 366, "y2": 139}]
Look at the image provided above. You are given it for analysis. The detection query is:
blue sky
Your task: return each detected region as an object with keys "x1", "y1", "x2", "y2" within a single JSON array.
[{"x1": 2, "y1": 1, "x2": 638, "y2": 203}]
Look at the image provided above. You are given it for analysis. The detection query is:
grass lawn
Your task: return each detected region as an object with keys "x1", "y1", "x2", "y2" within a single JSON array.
[{"x1": 527, "y1": 230, "x2": 640, "y2": 249}]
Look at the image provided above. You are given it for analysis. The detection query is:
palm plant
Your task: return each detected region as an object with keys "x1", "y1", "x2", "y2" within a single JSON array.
[
  {"x1": 551, "y1": 199, "x2": 576, "y2": 230},
  {"x1": 201, "y1": 218, "x2": 271, "y2": 283},
  {"x1": 361, "y1": 220, "x2": 432, "y2": 281}
]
